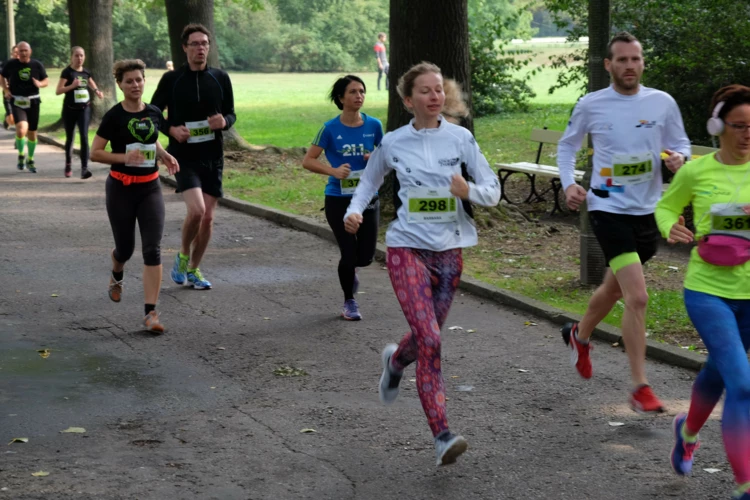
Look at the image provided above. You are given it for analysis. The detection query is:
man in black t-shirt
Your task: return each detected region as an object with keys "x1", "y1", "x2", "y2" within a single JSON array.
[
  {"x1": 151, "y1": 23, "x2": 236, "y2": 291},
  {"x1": 0, "y1": 42, "x2": 49, "y2": 173}
]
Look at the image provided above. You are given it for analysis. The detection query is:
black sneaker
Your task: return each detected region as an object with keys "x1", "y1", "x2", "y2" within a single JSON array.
[
  {"x1": 81, "y1": 168, "x2": 92, "y2": 179},
  {"x1": 16, "y1": 155, "x2": 25, "y2": 170},
  {"x1": 64, "y1": 163, "x2": 72, "y2": 178},
  {"x1": 26, "y1": 159, "x2": 36, "y2": 173}
]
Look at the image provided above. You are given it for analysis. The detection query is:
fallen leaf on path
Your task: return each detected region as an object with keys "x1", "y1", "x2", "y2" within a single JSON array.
[
  {"x1": 448, "y1": 326, "x2": 463, "y2": 331},
  {"x1": 451, "y1": 376, "x2": 459, "y2": 379},
  {"x1": 467, "y1": 329, "x2": 476, "y2": 333},
  {"x1": 703, "y1": 468, "x2": 721, "y2": 474},
  {"x1": 60, "y1": 427, "x2": 86, "y2": 434},
  {"x1": 216, "y1": 347, "x2": 226, "y2": 350},
  {"x1": 524, "y1": 321, "x2": 538, "y2": 327},
  {"x1": 37, "y1": 349, "x2": 50, "y2": 359},
  {"x1": 668, "y1": 266, "x2": 679, "y2": 271},
  {"x1": 273, "y1": 366, "x2": 307, "y2": 377},
  {"x1": 608, "y1": 422, "x2": 625, "y2": 427},
  {"x1": 612, "y1": 342, "x2": 620, "y2": 347},
  {"x1": 50, "y1": 294, "x2": 59, "y2": 298},
  {"x1": 409, "y1": 378, "x2": 416, "y2": 382},
  {"x1": 263, "y1": 317, "x2": 271, "y2": 321},
  {"x1": 518, "y1": 369, "x2": 529, "y2": 373},
  {"x1": 300, "y1": 428, "x2": 316, "y2": 434},
  {"x1": 456, "y1": 385, "x2": 474, "y2": 392},
  {"x1": 8, "y1": 438, "x2": 28, "y2": 445},
  {"x1": 31, "y1": 471, "x2": 49, "y2": 477}
]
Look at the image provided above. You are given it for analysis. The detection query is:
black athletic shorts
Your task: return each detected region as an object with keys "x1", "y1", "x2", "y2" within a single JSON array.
[
  {"x1": 174, "y1": 157, "x2": 223, "y2": 198},
  {"x1": 588, "y1": 210, "x2": 660, "y2": 267},
  {"x1": 12, "y1": 99, "x2": 40, "y2": 131}
]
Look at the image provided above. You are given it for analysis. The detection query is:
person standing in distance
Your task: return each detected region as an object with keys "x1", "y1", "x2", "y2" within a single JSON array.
[
  {"x1": 0, "y1": 42, "x2": 48, "y2": 173},
  {"x1": 56, "y1": 46, "x2": 104, "y2": 179},
  {"x1": 557, "y1": 32, "x2": 691, "y2": 412},
  {"x1": 151, "y1": 24, "x2": 236, "y2": 290},
  {"x1": 374, "y1": 33, "x2": 389, "y2": 91}
]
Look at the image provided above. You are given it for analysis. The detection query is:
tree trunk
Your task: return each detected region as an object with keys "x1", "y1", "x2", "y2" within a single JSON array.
[
  {"x1": 65, "y1": 0, "x2": 116, "y2": 125},
  {"x1": 382, "y1": 0, "x2": 472, "y2": 210},
  {"x1": 163, "y1": 0, "x2": 248, "y2": 150},
  {"x1": 579, "y1": 0, "x2": 610, "y2": 285}
]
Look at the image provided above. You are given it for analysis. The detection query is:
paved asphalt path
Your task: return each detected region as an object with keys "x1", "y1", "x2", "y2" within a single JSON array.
[{"x1": 0, "y1": 132, "x2": 732, "y2": 499}]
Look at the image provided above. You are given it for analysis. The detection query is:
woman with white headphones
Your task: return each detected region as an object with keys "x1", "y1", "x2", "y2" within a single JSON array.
[{"x1": 656, "y1": 84, "x2": 750, "y2": 500}]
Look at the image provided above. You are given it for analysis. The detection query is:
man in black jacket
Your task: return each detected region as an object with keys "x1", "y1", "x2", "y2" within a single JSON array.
[{"x1": 152, "y1": 23, "x2": 236, "y2": 291}]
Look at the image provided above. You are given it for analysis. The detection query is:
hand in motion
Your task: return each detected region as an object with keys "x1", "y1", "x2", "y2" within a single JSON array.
[
  {"x1": 450, "y1": 174, "x2": 469, "y2": 200},
  {"x1": 333, "y1": 163, "x2": 351, "y2": 180},
  {"x1": 31, "y1": 78, "x2": 41, "y2": 88},
  {"x1": 668, "y1": 215, "x2": 694, "y2": 244},
  {"x1": 743, "y1": 204, "x2": 750, "y2": 215},
  {"x1": 124, "y1": 149, "x2": 146, "y2": 166},
  {"x1": 94, "y1": 89, "x2": 103, "y2": 99},
  {"x1": 664, "y1": 149, "x2": 686, "y2": 173},
  {"x1": 207, "y1": 113, "x2": 226, "y2": 131},
  {"x1": 564, "y1": 184, "x2": 587, "y2": 211},
  {"x1": 160, "y1": 152, "x2": 180, "y2": 175},
  {"x1": 344, "y1": 213, "x2": 363, "y2": 234},
  {"x1": 170, "y1": 125, "x2": 191, "y2": 143}
]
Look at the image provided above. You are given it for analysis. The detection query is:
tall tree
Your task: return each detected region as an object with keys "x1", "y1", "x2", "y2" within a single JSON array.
[
  {"x1": 163, "y1": 0, "x2": 249, "y2": 149},
  {"x1": 387, "y1": 0, "x2": 472, "y2": 132},
  {"x1": 66, "y1": 0, "x2": 117, "y2": 123},
  {"x1": 579, "y1": 0, "x2": 609, "y2": 285}
]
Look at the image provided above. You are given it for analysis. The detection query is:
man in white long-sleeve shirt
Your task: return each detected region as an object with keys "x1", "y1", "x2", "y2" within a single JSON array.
[{"x1": 558, "y1": 32, "x2": 691, "y2": 413}]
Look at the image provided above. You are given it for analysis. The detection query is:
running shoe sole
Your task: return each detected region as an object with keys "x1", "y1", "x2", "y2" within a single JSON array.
[{"x1": 437, "y1": 436, "x2": 469, "y2": 466}]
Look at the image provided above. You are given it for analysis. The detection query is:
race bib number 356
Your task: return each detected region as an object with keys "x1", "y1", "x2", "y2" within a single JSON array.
[
  {"x1": 186, "y1": 120, "x2": 215, "y2": 144},
  {"x1": 406, "y1": 187, "x2": 458, "y2": 223}
]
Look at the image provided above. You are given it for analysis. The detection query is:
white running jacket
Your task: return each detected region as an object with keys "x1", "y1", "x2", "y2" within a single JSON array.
[{"x1": 345, "y1": 117, "x2": 501, "y2": 251}]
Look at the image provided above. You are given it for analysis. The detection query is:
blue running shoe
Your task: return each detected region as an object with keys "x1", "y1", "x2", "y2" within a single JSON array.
[
  {"x1": 671, "y1": 412, "x2": 699, "y2": 476},
  {"x1": 734, "y1": 490, "x2": 750, "y2": 500},
  {"x1": 342, "y1": 298, "x2": 361, "y2": 320},
  {"x1": 187, "y1": 268, "x2": 212, "y2": 290},
  {"x1": 435, "y1": 431, "x2": 468, "y2": 466},
  {"x1": 171, "y1": 253, "x2": 188, "y2": 285}
]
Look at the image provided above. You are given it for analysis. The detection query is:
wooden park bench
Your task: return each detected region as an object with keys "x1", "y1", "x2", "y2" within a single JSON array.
[
  {"x1": 495, "y1": 128, "x2": 585, "y2": 215},
  {"x1": 496, "y1": 128, "x2": 718, "y2": 214}
]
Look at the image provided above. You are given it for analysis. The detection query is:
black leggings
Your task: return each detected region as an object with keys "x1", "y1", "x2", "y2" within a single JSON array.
[
  {"x1": 63, "y1": 106, "x2": 91, "y2": 168},
  {"x1": 324, "y1": 195, "x2": 379, "y2": 300},
  {"x1": 106, "y1": 176, "x2": 165, "y2": 266}
]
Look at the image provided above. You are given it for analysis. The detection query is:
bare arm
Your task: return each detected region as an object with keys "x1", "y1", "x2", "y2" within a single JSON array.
[
  {"x1": 87, "y1": 77, "x2": 104, "y2": 98},
  {"x1": 302, "y1": 144, "x2": 346, "y2": 178},
  {"x1": 55, "y1": 77, "x2": 76, "y2": 95},
  {"x1": 91, "y1": 135, "x2": 129, "y2": 165}
]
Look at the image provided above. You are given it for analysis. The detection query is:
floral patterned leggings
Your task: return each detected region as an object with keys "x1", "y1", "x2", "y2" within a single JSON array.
[{"x1": 387, "y1": 247, "x2": 463, "y2": 437}]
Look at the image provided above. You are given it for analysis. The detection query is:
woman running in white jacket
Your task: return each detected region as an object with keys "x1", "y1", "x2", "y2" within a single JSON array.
[{"x1": 344, "y1": 61, "x2": 501, "y2": 466}]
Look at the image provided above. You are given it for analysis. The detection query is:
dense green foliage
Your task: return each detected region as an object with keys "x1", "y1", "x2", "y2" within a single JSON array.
[{"x1": 545, "y1": 0, "x2": 750, "y2": 145}]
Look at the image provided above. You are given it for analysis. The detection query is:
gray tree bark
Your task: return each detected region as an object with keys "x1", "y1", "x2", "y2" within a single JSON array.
[
  {"x1": 579, "y1": 0, "x2": 610, "y2": 285},
  {"x1": 163, "y1": 0, "x2": 248, "y2": 150},
  {"x1": 382, "y1": 0, "x2": 472, "y2": 209}
]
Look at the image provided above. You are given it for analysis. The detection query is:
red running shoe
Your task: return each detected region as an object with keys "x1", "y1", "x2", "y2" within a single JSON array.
[
  {"x1": 630, "y1": 384, "x2": 665, "y2": 413},
  {"x1": 561, "y1": 322, "x2": 592, "y2": 379}
]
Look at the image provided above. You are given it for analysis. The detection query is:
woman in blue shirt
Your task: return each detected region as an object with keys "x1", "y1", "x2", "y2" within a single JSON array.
[{"x1": 302, "y1": 75, "x2": 383, "y2": 320}]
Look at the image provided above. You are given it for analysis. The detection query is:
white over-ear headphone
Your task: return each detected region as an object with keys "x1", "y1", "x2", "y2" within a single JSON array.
[{"x1": 707, "y1": 101, "x2": 726, "y2": 136}]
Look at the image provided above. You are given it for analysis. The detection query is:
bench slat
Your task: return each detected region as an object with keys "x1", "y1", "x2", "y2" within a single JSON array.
[{"x1": 496, "y1": 161, "x2": 584, "y2": 181}]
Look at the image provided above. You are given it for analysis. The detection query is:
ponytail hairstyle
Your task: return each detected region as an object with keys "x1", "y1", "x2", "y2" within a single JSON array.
[{"x1": 396, "y1": 61, "x2": 469, "y2": 122}]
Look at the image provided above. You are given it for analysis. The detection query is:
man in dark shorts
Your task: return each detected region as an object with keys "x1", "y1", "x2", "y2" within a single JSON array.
[
  {"x1": 557, "y1": 32, "x2": 691, "y2": 413},
  {"x1": 0, "y1": 42, "x2": 48, "y2": 173},
  {"x1": 151, "y1": 23, "x2": 236, "y2": 290}
]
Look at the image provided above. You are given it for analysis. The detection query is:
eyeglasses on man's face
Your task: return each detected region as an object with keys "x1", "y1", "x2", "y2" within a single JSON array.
[{"x1": 187, "y1": 41, "x2": 210, "y2": 48}]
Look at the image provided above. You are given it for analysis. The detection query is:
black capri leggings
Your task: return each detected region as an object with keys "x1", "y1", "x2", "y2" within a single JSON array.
[
  {"x1": 324, "y1": 195, "x2": 379, "y2": 300},
  {"x1": 63, "y1": 106, "x2": 91, "y2": 168},
  {"x1": 106, "y1": 176, "x2": 165, "y2": 266}
]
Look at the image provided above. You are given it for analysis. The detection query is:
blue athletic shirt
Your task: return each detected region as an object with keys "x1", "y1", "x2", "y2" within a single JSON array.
[{"x1": 312, "y1": 113, "x2": 384, "y2": 197}]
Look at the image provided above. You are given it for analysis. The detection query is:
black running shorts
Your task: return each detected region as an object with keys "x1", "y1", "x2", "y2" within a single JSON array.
[
  {"x1": 588, "y1": 210, "x2": 660, "y2": 267},
  {"x1": 12, "y1": 99, "x2": 40, "y2": 131},
  {"x1": 174, "y1": 157, "x2": 224, "y2": 198}
]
